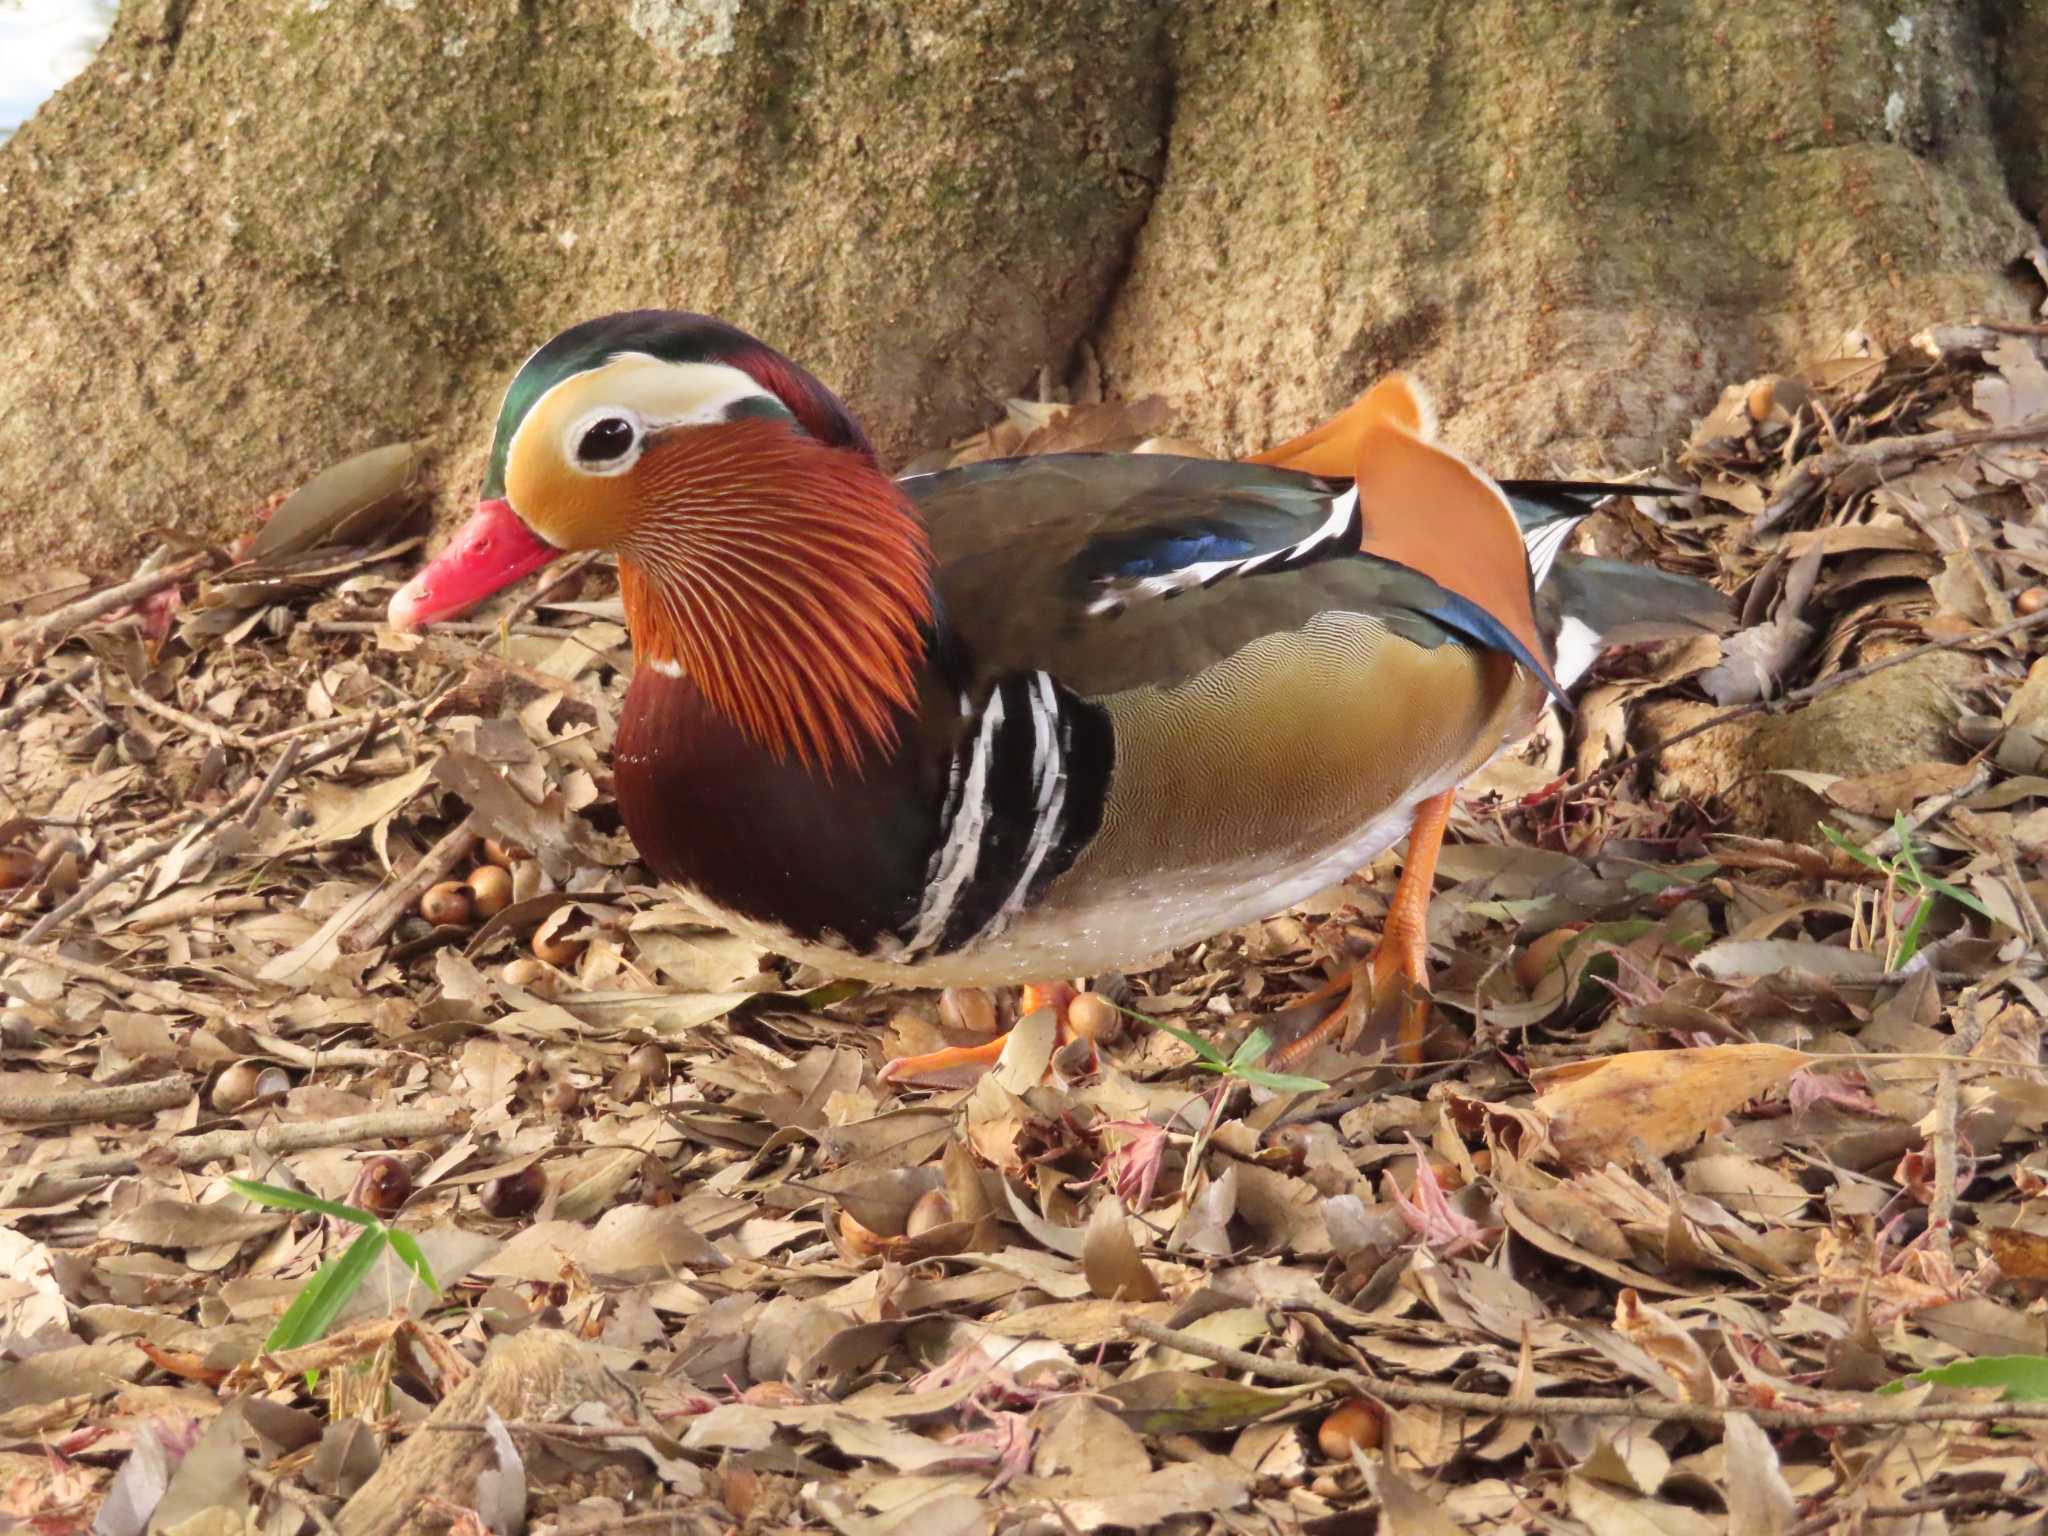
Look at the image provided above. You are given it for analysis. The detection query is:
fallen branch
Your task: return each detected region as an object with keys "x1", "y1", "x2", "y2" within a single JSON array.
[
  {"x1": 1576, "y1": 604, "x2": 2048, "y2": 795},
  {"x1": 1752, "y1": 413, "x2": 2048, "y2": 538},
  {"x1": 4, "y1": 551, "x2": 214, "y2": 653},
  {"x1": 0, "y1": 659, "x2": 96, "y2": 733},
  {"x1": 0, "y1": 934, "x2": 230, "y2": 1017},
  {"x1": 4, "y1": 1107, "x2": 461, "y2": 1199},
  {"x1": 119, "y1": 686, "x2": 260, "y2": 753},
  {"x1": 340, "y1": 814, "x2": 482, "y2": 953},
  {"x1": 0, "y1": 1074, "x2": 193, "y2": 1124},
  {"x1": 1123, "y1": 1316, "x2": 2048, "y2": 1429}
]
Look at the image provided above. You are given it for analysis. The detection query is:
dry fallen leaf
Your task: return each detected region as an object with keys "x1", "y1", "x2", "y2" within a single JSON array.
[{"x1": 1531, "y1": 1045, "x2": 1813, "y2": 1169}]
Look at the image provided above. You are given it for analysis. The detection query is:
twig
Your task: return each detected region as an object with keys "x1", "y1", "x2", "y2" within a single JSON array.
[
  {"x1": 309, "y1": 620, "x2": 569, "y2": 638},
  {"x1": 25, "y1": 725, "x2": 348, "y2": 943},
  {"x1": 1786, "y1": 1489, "x2": 2032, "y2": 1536},
  {"x1": 2, "y1": 1107, "x2": 461, "y2": 1198},
  {"x1": 4, "y1": 551, "x2": 213, "y2": 652},
  {"x1": 1998, "y1": 841, "x2": 2048, "y2": 959},
  {"x1": 1928, "y1": 993, "x2": 1989, "y2": 1258},
  {"x1": 0, "y1": 1074, "x2": 193, "y2": 1124},
  {"x1": 241, "y1": 1028, "x2": 391, "y2": 1071},
  {"x1": 0, "y1": 934, "x2": 231, "y2": 1017},
  {"x1": 0, "y1": 659, "x2": 95, "y2": 732},
  {"x1": 1123, "y1": 1316, "x2": 2048, "y2": 1428},
  {"x1": 549, "y1": 1508, "x2": 727, "y2": 1536},
  {"x1": 503, "y1": 550, "x2": 599, "y2": 628},
  {"x1": 122, "y1": 892, "x2": 269, "y2": 931},
  {"x1": 340, "y1": 814, "x2": 482, "y2": 953},
  {"x1": 1577, "y1": 605, "x2": 2048, "y2": 794},
  {"x1": 418, "y1": 1420, "x2": 675, "y2": 1442},
  {"x1": 1752, "y1": 413, "x2": 2048, "y2": 537},
  {"x1": 1860, "y1": 761, "x2": 1992, "y2": 859},
  {"x1": 118, "y1": 688, "x2": 258, "y2": 752}
]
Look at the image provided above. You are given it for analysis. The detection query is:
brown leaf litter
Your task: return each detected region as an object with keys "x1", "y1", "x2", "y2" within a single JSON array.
[{"x1": 2, "y1": 322, "x2": 2048, "y2": 1533}]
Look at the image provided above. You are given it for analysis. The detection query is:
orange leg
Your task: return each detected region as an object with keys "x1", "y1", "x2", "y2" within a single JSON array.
[
  {"x1": 880, "y1": 982, "x2": 1076, "y2": 1086},
  {"x1": 1271, "y1": 789, "x2": 1455, "y2": 1070}
]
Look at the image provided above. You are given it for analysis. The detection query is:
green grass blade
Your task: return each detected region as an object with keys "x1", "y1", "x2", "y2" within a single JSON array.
[
  {"x1": 264, "y1": 1226, "x2": 390, "y2": 1353},
  {"x1": 1151, "y1": 1018, "x2": 1228, "y2": 1067},
  {"x1": 1881, "y1": 1355, "x2": 2048, "y2": 1400},
  {"x1": 1819, "y1": 823, "x2": 1888, "y2": 873},
  {"x1": 384, "y1": 1230, "x2": 443, "y2": 1296},
  {"x1": 1233, "y1": 1065, "x2": 1329, "y2": 1093},
  {"x1": 1229, "y1": 1026, "x2": 1276, "y2": 1070},
  {"x1": 231, "y1": 1176, "x2": 381, "y2": 1229}
]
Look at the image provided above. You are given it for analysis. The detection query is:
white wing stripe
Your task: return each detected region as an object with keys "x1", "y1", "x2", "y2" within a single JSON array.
[{"x1": 1085, "y1": 486, "x2": 1363, "y2": 616}]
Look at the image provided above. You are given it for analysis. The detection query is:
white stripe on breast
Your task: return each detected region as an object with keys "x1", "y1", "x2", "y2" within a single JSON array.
[
  {"x1": 901, "y1": 689, "x2": 1005, "y2": 954},
  {"x1": 989, "y1": 672, "x2": 1069, "y2": 933}
]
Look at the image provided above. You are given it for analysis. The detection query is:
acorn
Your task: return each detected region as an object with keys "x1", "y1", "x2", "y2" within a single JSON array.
[
  {"x1": 1512, "y1": 926, "x2": 1581, "y2": 990},
  {"x1": 480, "y1": 1165, "x2": 546, "y2": 1219},
  {"x1": 837, "y1": 1208, "x2": 889, "y2": 1258},
  {"x1": 501, "y1": 956, "x2": 555, "y2": 993},
  {"x1": 212, "y1": 1060, "x2": 290, "y2": 1112},
  {"x1": 904, "y1": 1188, "x2": 953, "y2": 1237},
  {"x1": 2019, "y1": 586, "x2": 2048, "y2": 616},
  {"x1": 613, "y1": 1041, "x2": 670, "y2": 1102},
  {"x1": 351, "y1": 1156, "x2": 411, "y2": 1220},
  {"x1": 939, "y1": 987, "x2": 998, "y2": 1036},
  {"x1": 419, "y1": 881, "x2": 472, "y2": 927},
  {"x1": 0, "y1": 848, "x2": 36, "y2": 890},
  {"x1": 1066, "y1": 991, "x2": 1122, "y2": 1043},
  {"x1": 537, "y1": 1071, "x2": 581, "y2": 1114},
  {"x1": 481, "y1": 838, "x2": 530, "y2": 869},
  {"x1": 1316, "y1": 1397, "x2": 1384, "y2": 1458},
  {"x1": 466, "y1": 864, "x2": 512, "y2": 919},
  {"x1": 531, "y1": 921, "x2": 588, "y2": 969},
  {"x1": 1744, "y1": 377, "x2": 1776, "y2": 422}
]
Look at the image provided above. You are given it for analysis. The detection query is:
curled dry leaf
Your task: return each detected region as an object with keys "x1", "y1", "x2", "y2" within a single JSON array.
[
  {"x1": 1530, "y1": 1044, "x2": 1813, "y2": 1169},
  {"x1": 1082, "y1": 1194, "x2": 1163, "y2": 1302}
]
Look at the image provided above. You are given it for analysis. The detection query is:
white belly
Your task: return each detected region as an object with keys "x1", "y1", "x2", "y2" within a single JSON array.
[{"x1": 687, "y1": 788, "x2": 1428, "y2": 990}]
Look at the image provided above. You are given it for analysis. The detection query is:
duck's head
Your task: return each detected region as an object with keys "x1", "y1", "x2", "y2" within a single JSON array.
[{"x1": 390, "y1": 311, "x2": 933, "y2": 772}]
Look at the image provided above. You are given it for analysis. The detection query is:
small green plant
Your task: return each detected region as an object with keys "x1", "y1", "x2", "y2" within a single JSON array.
[
  {"x1": 1142, "y1": 1020, "x2": 1327, "y2": 1200},
  {"x1": 1821, "y1": 814, "x2": 1993, "y2": 969},
  {"x1": 230, "y1": 1177, "x2": 440, "y2": 1357},
  {"x1": 1881, "y1": 1354, "x2": 2048, "y2": 1423},
  {"x1": 1149, "y1": 1021, "x2": 1329, "y2": 1095}
]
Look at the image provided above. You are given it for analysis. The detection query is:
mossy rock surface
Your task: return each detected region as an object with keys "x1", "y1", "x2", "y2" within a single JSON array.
[
  {"x1": 1641, "y1": 652, "x2": 1984, "y2": 841},
  {"x1": 0, "y1": 0, "x2": 2041, "y2": 569},
  {"x1": 0, "y1": 0, "x2": 1166, "y2": 567},
  {"x1": 1097, "y1": 0, "x2": 2038, "y2": 473}
]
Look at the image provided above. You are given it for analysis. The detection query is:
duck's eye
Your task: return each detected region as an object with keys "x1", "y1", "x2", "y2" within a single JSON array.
[{"x1": 576, "y1": 416, "x2": 637, "y2": 465}]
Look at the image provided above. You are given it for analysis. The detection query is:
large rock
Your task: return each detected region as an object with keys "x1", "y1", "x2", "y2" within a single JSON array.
[
  {"x1": 1639, "y1": 653, "x2": 1984, "y2": 841},
  {"x1": 0, "y1": 0, "x2": 1166, "y2": 568},
  {"x1": 1098, "y1": 0, "x2": 2040, "y2": 471},
  {"x1": 0, "y1": 1, "x2": 2042, "y2": 573}
]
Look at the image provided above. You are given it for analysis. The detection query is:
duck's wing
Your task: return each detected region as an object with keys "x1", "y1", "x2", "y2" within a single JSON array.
[{"x1": 909, "y1": 447, "x2": 1558, "y2": 705}]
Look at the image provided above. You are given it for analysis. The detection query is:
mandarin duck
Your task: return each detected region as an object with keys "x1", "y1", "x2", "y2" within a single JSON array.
[{"x1": 389, "y1": 311, "x2": 1725, "y2": 1081}]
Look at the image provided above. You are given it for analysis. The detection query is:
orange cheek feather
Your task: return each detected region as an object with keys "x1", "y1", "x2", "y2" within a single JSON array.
[{"x1": 616, "y1": 422, "x2": 934, "y2": 776}]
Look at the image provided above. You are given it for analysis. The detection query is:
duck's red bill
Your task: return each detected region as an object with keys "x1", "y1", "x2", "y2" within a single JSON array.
[{"x1": 387, "y1": 498, "x2": 561, "y2": 631}]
